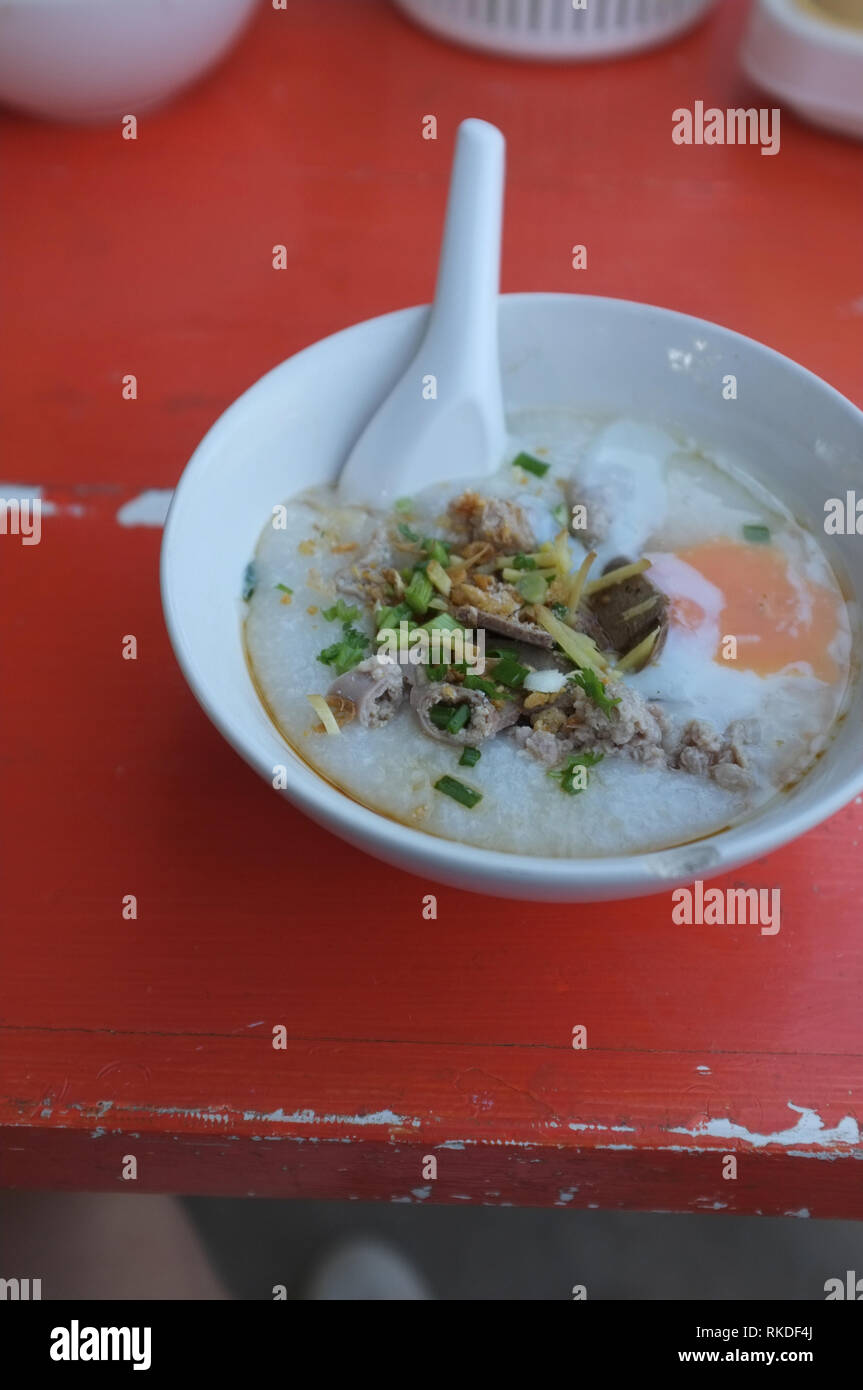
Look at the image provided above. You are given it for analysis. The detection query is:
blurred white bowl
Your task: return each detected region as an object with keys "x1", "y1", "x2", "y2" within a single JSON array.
[
  {"x1": 0, "y1": 0, "x2": 258, "y2": 123},
  {"x1": 161, "y1": 293, "x2": 863, "y2": 902},
  {"x1": 742, "y1": 0, "x2": 863, "y2": 140},
  {"x1": 392, "y1": 0, "x2": 717, "y2": 60}
]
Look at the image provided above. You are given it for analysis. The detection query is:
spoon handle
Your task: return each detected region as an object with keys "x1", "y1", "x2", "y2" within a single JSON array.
[{"x1": 425, "y1": 118, "x2": 505, "y2": 371}]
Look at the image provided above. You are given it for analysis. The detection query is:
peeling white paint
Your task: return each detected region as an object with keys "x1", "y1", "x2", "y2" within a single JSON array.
[
  {"x1": 0, "y1": 482, "x2": 56, "y2": 515},
  {"x1": 241, "y1": 1106, "x2": 420, "y2": 1129},
  {"x1": 437, "y1": 1140, "x2": 466, "y2": 1150},
  {"x1": 0, "y1": 482, "x2": 86, "y2": 518},
  {"x1": 116, "y1": 488, "x2": 173, "y2": 527},
  {"x1": 568, "y1": 1122, "x2": 636, "y2": 1133},
  {"x1": 652, "y1": 1144, "x2": 715, "y2": 1154},
  {"x1": 669, "y1": 1102, "x2": 859, "y2": 1150},
  {"x1": 411, "y1": 1186, "x2": 432, "y2": 1200},
  {"x1": 784, "y1": 1208, "x2": 811, "y2": 1218},
  {"x1": 785, "y1": 1148, "x2": 859, "y2": 1161},
  {"x1": 444, "y1": 1138, "x2": 539, "y2": 1148},
  {"x1": 124, "y1": 1106, "x2": 229, "y2": 1125},
  {"x1": 696, "y1": 1066, "x2": 711, "y2": 1074},
  {"x1": 71, "y1": 1100, "x2": 114, "y2": 1118}
]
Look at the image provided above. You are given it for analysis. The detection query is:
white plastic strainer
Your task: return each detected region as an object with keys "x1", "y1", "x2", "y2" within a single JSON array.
[{"x1": 392, "y1": 0, "x2": 718, "y2": 60}]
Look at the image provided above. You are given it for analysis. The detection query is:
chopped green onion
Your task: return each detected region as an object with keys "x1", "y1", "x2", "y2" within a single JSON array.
[
  {"x1": 317, "y1": 624, "x2": 369, "y2": 676},
  {"x1": 395, "y1": 497, "x2": 413, "y2": 514},
  {"x1": 551, "y1": 502, "x2": 568, "y2": 527},
  {"x1": 376, "y1": 602, "x2": 412, "y2": 630},
  {"x1": 568, "y1": 668, "x2": 620, "y2": 717},
  {"x1": 242, "y1": 561, "x2": 257, "y2": 601},
  {"x1": 512, "y1": 451, "x2": 550, "y2": 478},
  {"x1": 743, "y1": 523, "x2": 770, "y2": 544},
  {"x1": 448, "y1": 703, "x2": 470, "y2": 734},
  {"x1": 423, "y1": 537, "x2": 450, "y2": 566},
  {"x1": 398, "y1": 522, "x2": 421, "y2": 543},
  {"x1": 516, "y1": 571, "x2": 549, "y2": 603},
  {"x1": 429, "y1": 701, "x2": 470, "y2": 735},
  {"x1": 404, "y1": 569, "x2": 434, "y2": 615},
  {"x1": 275, "y1": 582, "x2": 293, "y2": 595},
  {"x1": 490, "y1": 651, "x2": 530, "y2": 688},
  {"x1": 459, "y1": 747, "x2": 481, "y2": 768},
  {"x1": 422, "y1": 612, "x2": 464, "y2": 633},
  {"x1": 492, "y1": 552, "x2": 545, "y2": 571},
  {"x1": 322, "y1": 598, "x2": 358, "y2": 622},
  {"x1": 548, "y1": 751, "x2": 603, "y2": 796},
  {"x1": 463, "y1": 673, "x2": 500, "y2": 698},
  {"x1": 434, "y1": 775, "x2": 482, "y2": 808},
  {"x1": 550, "y1": 601, "x2": 568, "y2": 620}
]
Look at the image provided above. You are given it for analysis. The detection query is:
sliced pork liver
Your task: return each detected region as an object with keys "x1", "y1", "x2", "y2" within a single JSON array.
[
  {"x1": 453, "y1": 603, "x2": 554, "y2": 649},
  {"x1": 586, "y1": 555, "x2": 669, "y2": 665}
]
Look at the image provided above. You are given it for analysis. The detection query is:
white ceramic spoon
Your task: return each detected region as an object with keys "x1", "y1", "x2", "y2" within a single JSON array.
[{"x1": 337, "y1": 118, "x2": 507, "y2": 508}]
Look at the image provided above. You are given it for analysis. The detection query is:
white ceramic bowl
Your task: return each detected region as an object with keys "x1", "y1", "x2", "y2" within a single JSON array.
[
  {"x1": 392, "y1": 0, "x2": 718, "y2": 60},
  {"x1": 742, "y1": 0, "x2": 863, "y2": 141},
  {"x1": 0, "y1": 0, "x2": 258, "y2": 123},
  {"x1": 161, "y1": 294, "x2": 863, "y2": 902}
]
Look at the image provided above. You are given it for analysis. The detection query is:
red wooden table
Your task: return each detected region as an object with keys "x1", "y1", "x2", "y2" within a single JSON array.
[{"x1": 2, "y1": 0, "x2": 862, "y2": 1216}]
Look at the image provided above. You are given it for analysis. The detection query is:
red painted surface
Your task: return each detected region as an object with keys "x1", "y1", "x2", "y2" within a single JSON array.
[{"x1": 1, "y1": 0, "x2": 861, "y2": 1212}]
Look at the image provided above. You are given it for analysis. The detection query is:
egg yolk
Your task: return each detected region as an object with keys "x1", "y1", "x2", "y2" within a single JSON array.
[{"x1": 671, "y1": 540, "x2": 842, "y2": 682}]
